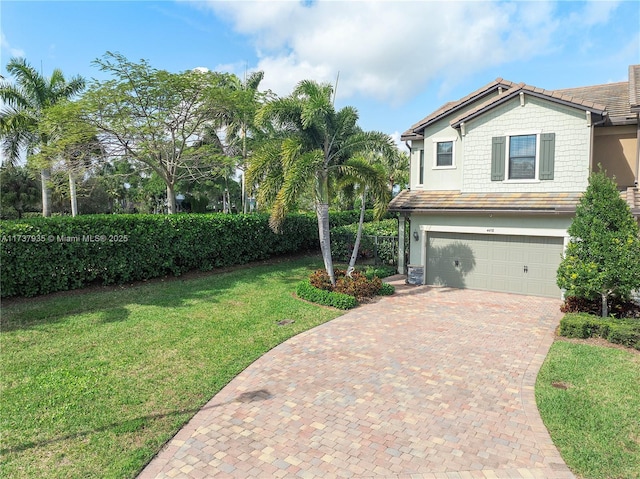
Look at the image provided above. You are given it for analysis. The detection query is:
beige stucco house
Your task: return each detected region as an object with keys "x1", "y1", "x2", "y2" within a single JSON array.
[{"x1": 390, "y1": 65, "x2": 640, "y2": 298}]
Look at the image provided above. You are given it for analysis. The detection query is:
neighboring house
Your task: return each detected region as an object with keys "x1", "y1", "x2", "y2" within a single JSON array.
[{"x1": 390, "y1": 65, "x2": 640, "y2": 298}]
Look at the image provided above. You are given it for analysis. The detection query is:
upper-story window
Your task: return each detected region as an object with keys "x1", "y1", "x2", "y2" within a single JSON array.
[
  {"x1": 432, "y1": 138, "x2": 456, "y2": 169},
  {"x1": 508, "y1": 135, "x2": 536, "y2": 179},
  {"x1": 419, "y1": 149, "x2": 425, "y2": 184},
  {"x1": 492, "y1": 133, "x2": 555, "y2": 181}
]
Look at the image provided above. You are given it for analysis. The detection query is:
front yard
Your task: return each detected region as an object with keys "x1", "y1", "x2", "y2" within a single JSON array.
[{"x1": 0, "y1": 256, "x2": 341, "y2": 479}]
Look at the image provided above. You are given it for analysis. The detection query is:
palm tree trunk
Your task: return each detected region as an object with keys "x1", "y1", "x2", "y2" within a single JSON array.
[
  {"x1": 347, "y1": 189, "x2": 367, "y2": 277},
  {"x1": 69, "y1": 173, "x2": 78, "y2": 217},
  {"x1": 316, "y1": 202, "x2": 336, "y2": 286},
  {"x1": 601, "y1": 292, "x2": 609, "y2": 318},
  {"x1": 40, "y1": 168, "x2": 52, "y2": 217}
]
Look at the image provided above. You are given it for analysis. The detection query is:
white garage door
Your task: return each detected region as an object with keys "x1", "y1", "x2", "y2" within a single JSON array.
[{"x1": 426, "y1": 232, "x2": 564, "y2": 298}]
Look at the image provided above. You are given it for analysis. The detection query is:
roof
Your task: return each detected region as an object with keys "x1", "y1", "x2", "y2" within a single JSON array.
[
  {"x1": 450, "y1": 83, "x2": 608, "y2": 128},
  {"x1": 555, "y1": 81, "x2": 634, "y2": 125},
  {"x1": 400, "y1": 78, "x2": 515, "y2": 141},
  {"x1": 389, "y1": 188, "x2": 640, "y2": 218},
  {"x1": 388, "y1": 190, "x2": 581, "y2": 214},
  {"x1": 403, "y1": 64, "x2": 640, "y2": 137},
  {"x1": 629, "y1": 64, "x2": 640, "y2": 112}
]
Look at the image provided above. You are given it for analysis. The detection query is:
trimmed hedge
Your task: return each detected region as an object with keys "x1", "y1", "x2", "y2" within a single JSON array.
[
  {"x1": 0, "y1": 211, "x2": 370, "y2": 298},
  {"x1": 296, "y1": 280, "x2": 358, "y2": 310},
  {"x1": 559, "y1": 313, "x2": 640, "y2": 350}
]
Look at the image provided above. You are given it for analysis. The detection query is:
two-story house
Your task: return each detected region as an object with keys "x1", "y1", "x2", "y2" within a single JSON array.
[{"x1": 390, "y1": 65, "x2": 640, "y2": 298}]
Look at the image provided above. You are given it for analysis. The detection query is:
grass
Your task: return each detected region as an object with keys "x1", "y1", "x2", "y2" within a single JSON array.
[
  {"x1": 536, "y1": 340, "x2": 640, "y2": 479},
  {"x1": 0, "y1": 255, "x2": 342, "y2": 479}
]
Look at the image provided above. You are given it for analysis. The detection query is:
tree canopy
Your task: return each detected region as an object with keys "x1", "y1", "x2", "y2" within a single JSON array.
[
  {"x1": 557, "y1": 170, "x2": 640, "y2": 316},
  {"x1": 79, "y1": 52, "x2": 239, "y2": 213}
]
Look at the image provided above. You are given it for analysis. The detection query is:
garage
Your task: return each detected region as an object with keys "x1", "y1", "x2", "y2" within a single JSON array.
[{"x1": 426, "y1": 232, "x2": 564, "y2": 298}]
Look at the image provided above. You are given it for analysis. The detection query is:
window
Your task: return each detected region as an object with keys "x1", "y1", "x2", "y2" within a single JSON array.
[
  {"x1": 419, "y1": 149, "x2": 424, "y2": 184},
  {"x1": 508, "y1": 134, "x2": 536, "y2": 179},
  {"x1": 491, "y1": 133, "x2": 555, "y2": 181},
  {"x1": 436, "y1": 141, "x2": 453, "y2": 167},
  {"x1": 432, "y1": 138, "x2": 456, "y2": 169}
]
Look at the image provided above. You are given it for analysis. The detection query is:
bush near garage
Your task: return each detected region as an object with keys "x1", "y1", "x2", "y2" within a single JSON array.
[
  {"x1": 0, "y1": 211, "x2": 374, "y2": 298},
  {"x1": 559, "y1": 313, "x2": 640, "y2": 350},
  {"x1": 300, "y1": 268, "x2": 395, "y2": 309}
]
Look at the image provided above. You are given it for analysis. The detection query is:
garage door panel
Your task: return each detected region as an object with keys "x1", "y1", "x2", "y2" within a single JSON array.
[{"x1": 426, "y1": 233, "x2": 563, "y2": 298}]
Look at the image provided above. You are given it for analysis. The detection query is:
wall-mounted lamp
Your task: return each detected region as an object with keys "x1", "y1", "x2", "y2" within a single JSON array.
[{"x1": 413, "y1": 230, "x2": 419, "y2": 241}]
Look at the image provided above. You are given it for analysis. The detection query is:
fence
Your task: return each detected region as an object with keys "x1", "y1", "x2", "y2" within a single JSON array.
[{"x1": 330, "y1": 233, "x2": 399, "y2": 266}]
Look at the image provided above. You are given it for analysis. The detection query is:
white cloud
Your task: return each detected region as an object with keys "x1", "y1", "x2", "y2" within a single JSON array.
[
  {"x1": 1, "y1": 33, "x2": 25, "y2": 58},
  {"x1": 195, "y1": 0, "x2": 620, "y2": 104}
]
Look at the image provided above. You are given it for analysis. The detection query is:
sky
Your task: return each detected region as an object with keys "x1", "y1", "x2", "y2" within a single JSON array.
[{"x1": 1, "y1": 0, "x2": 639, "y2": 146}]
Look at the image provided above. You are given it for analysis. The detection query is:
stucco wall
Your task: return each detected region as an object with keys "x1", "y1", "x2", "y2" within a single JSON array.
[
  {"x1": 461, "y1": 96, "x2": 591, "y2": 193},
  {"x1": 593, "y1": 125, "x2": 637, "y2": 188}
]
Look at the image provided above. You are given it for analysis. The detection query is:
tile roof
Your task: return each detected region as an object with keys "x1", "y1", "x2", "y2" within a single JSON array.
[
  {"x1": 388, "y1": 190, "x2": 581, "y2": 213},
  {"x1": 554, "y1": 81, "x2": 633, "y2": 125},
  {"x1": 389, "y1": 189, "x2": 640, "y2": 218},
  {"x1": 403, "y1": 65, "x2": 640, "y2": 137},
  {"x1": 400, "y1": 78, "x2": 515, "y2": 141},
  {"x1": 629, "y1": 64, "x2": 640, "y2": 112},
  {"x1": 450, "y1": 84, "x2": 608, "y2": 128}
]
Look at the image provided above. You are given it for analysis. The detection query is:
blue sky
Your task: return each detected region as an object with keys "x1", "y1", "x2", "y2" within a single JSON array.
[{"x1": 1, "y1": 0, "x2": 639, "y2": 144}]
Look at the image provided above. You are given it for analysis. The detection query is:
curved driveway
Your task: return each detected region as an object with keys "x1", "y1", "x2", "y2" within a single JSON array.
[{"x1": 139, "y1": 280, "x2": 574, "y2": 479}]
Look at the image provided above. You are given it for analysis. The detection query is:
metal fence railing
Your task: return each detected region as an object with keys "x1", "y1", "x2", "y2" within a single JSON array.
[{"x1": 330, "y1": 233, "x2": 399, "y2": 266}]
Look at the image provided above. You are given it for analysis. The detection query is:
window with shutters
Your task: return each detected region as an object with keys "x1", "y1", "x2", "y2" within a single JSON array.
[{"x1": 491, "y1": 133, "x2": 555, "y2": 181}]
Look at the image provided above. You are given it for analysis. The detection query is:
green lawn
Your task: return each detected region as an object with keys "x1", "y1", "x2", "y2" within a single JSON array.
[
  {"x1": 0, "y1": 256, "x2": 342, "y2": 479},
  {"x1": 536, "y1": 340, "x2": 640, "y2": 479}
]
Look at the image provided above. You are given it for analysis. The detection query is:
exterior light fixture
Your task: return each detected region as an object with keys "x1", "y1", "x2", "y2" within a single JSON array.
[{"x1": 413, "y1": 231, "x2": 419, "y2": 241}]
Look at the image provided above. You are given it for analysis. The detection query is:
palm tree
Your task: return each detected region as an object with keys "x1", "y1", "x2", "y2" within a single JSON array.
[
  {"x1": 0, "y1": 57, "x2": 85, "y2": 216},
  {"x1": 247, "y1": 80, "x2": 394, "y2": 285},
  {"x1": 223, "y1": 70, "x2": 271, "y2": 213}
]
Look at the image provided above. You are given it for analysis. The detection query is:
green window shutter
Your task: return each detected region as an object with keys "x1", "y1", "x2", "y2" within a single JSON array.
[
  {"x1": 491, "y1": 136, "x2": 505, "y2": 181},
  {"x1": 539, "y1": 133, "x2": 555, "y2": 180}
]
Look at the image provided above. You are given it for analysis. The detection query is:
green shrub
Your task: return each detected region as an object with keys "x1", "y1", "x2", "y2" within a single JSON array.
[
  {"x1": 559, "y1": 313, "x2": 640, "y2": 350},
  {"x1": 361, "y1": 265, "x2": 397, "y2": 280},
  {"x1": 296, "y1": 280, "x2": 358, "y2": 309},
  {"x1": 606, "y1": 324, "x2": 640, "y2": 349},
  {"x1": 330, "y1": 218, "x2": 398, "y2": 264},
  {"x1": 1, "y1": 211, "x2": 377, "y2": 298},
  {"x1": 378, "y1": 282, "x2": 395, "y2": 296}
]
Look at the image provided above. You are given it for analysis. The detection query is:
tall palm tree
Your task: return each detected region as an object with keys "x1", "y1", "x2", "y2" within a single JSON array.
[
  {"x1": 224, "y1": 70, "x2": 270, "y2": 213},
  {"x1": 248, "y1": 80, "x2": 394, "y2": 285},
  {"x1": 0, "y1": 57, "x2": 85, "y2": 216}
]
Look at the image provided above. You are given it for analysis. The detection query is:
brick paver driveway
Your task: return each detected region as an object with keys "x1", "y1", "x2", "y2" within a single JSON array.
[{"x1": 139, "y1": 280, "x2": 574, "y2": 479}]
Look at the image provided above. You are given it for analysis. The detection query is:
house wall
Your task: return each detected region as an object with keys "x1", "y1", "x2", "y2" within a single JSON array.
[
  {"x1": 410, "y1": 92, "x2": 502, "y2": 191},
  {"x1": 461, "y1": 96, "x2": 591, "y2": 193},
  {"x1": 407, "y1": 213, "x2": 572, "y2": 265},
  {"x1": 593, "y1": 125, "x2": 637, "y2": 188}
]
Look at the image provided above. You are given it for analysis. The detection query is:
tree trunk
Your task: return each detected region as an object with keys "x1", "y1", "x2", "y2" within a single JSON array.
[
  {"x1": 347, "y1": 189, "x2": 367, "y2": 277},
  {"x1": 166, "y1": 184, "x2": 176, "y2": 214},
  {"x1": 69, "y1": 173, "x2": 78, "y2": 217},
  {"x1": 41, "y1": 168, "x2": 52, "y2": 217},
  {"x1": 316, "y1": 202, "x2": 336, "y2": 286},
  {"x1": 601, "y1": 292, "x2": 609, "y2": 318}
]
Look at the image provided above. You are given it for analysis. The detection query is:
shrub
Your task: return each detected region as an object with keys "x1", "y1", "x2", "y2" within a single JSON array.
[
  {"x1": 362, "y1": 265, "x2": 397, "y2": 280},
  {"x1": 309, "y1": 268, "x2": 386, "y2": 300},
  {"x1": 561, "y1": 296, "x2": 640, "y2": 318},
  {"x1": 378, "y1": 282, "x2": 395, "y2": 296},
  {"x1": 1, "y1": 211, "x2": 375, "y2": 298},
  {"x1": 559, "y1": 313, "x2": 640, "y2": 350},
  {"x1": 296, "y1": 280, "x2": 358, "y2": 310}
]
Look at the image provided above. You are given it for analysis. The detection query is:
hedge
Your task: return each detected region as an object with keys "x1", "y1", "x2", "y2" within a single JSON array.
[
  {"x1": 0, "y1": 211, "x2": 372, "y2": 298},
  {"x1": 331, "y1": 218, "x2": 398, "y2": 265},
  {"x1": 296, "y1": 280, "x2": 359, "y2": 310},
  {"x1": 559, "y1": 313, "x2": 640, "y2": 350}
]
